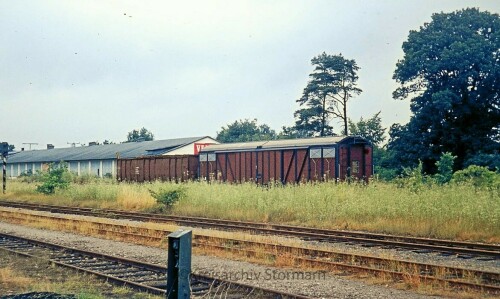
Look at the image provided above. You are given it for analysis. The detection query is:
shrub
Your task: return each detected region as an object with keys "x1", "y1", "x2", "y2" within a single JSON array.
[
  {"x1": 19, "y1": 169, "x2": 33, "y2": 177},
  {"x1": 452, "y1": 165, "x2": 499, "y2": 190},
  {"x1": 434, "y1": 152, "x2": 456, "y2": 185},
  {"x1": 71, "y1": 173, "x2": 99, "y2": 184},
  {"x1": 36, "y1": 162, "x2": 71, "y2": 194},
  {"x1": 394, "y1": 161, "x2": 430, "y2": 192},
  {"x1": 18, "y1": 170, "x2": 42, "y2": 184},
  {"x1": 149, "y1": 186, "x2": 185, "y2": 211},
  {"x1": 374, "y1": 166, "x2": 398, "y2": 181}
]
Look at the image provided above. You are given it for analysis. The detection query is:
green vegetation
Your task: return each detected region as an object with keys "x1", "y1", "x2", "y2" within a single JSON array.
[
  {"x1": 127, "y1": 127, "x2": 154, "y2": 142},
  {"x1": 435, "y1": 152, "x2": 456, "y2": 185},
  {"x1": 4, "y1": 150, "x2": 499, "y2": 244},
  {"x1": 216, "y1": 119, "x2": 277, "y2": 143},
  {"x1": 36, "y1": 162, "x2": 71, "y2": 194},
  {"x1": 3, "y1": 171, "x2": 499, "y2": 242},
  {"x1": 293, "y1": 52, "x2": 361, "y2": 137},
  {"x1": 348, "y1": 112, "x2": 385, "y2": 146},
  {"x1": 452, "y1": 165, "x2": 498, "y2": 190},
  {"x1": 149, "y1": 186, "x2": 185, "y2": 212},
  {"x1": 390, "y1": 8, "x2": 500, "y2": 173}
]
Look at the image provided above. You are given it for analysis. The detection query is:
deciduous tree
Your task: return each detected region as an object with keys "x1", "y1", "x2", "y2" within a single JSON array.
[
  {"x1": 390, "y1": 8, "x2": 500, "y2": 172},
  {"x1": 127, "y1": 127, "x2": 154, "y2": 142},
  {"x1": 348, "y1": 112, "x2": 386, "y2": 146},
  {"x1": 216, "y1": 119, "x2": 276, "y2": 143}
]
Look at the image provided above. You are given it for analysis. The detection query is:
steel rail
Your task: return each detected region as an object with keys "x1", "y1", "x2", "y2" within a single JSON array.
[
  {"x1": 1, "y1": 209, "x2": 499, "y2": 294},
  {"x1": 0, "y1": 232, "x2": 311, "y2": 299},
  {"x1": 0, "y1": 200, "x2": 499, "y2": 258}
]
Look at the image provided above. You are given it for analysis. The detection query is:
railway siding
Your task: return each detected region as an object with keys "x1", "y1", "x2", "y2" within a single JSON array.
[
  {"x1": 0, "y1": 200, "x2": 498, "y2": 271},
  {"x1": 0, "y1": 221, "x2": 437, "y2": 299},
  {"x1": 0, "y1": 206, "x2": 498, "y2": 296},
  {"x1": 0, "y1": 232, "x2": 308, "y2": 298}
]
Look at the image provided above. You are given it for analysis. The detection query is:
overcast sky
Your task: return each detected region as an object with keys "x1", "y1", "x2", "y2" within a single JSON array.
[{"x1": 1, "y1": 1, "x2": 498, "y2": 150}]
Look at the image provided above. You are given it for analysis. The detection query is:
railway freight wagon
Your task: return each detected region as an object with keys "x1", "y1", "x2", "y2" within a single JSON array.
[
  {"x1": 198, "y1": 136, "x2": 372, "y2": 184},
  {"x1": 117, "y1": 155, "x2": 198, "y2": 182}
]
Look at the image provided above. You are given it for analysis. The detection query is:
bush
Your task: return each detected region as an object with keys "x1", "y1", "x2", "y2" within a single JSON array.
[
  {"x1": 374, "y1": 166, "x2": 398, "y2": 181},
  {"x1": 71, "y1": 173, "x2": 99, "y2": 184},
  {"x1": 394, "y1": 161, "x2": 430, "y2": 192},
  {"x1": 36, "y1": 162, "x2": 71, "y2": 194},
  {"x1": 434, "y1": 152, "x2": 456, "y2": 185},
  {"x1": 149, "y1": 186, "x2": 185, "y2": 211},
  {"x1": 373, "y1": 147, "x2": 400, "y2": 181},
  {"x1": 18, "y1": 170, "x2": 42, "y2": 184},
  {"x1": 452, "y1": 165, "x2": 499, "y2": 190}
]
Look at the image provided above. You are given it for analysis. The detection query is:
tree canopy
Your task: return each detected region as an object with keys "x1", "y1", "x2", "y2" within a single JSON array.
[
  {"x1": 348, "y1": 112, "x2": 386, "y2": 146},
  {"x1": 127, "y1": 127, "x2": 154, "y2": 142},
  {"x1": 389, "y1": 8, "x2": 500, "y2": 172},
  {"x1": 216, "y1": 119, "x2": 277, "y2": 143},
  {"x1": 294, "y1": 52, "x2": 362, "y2": 137}
]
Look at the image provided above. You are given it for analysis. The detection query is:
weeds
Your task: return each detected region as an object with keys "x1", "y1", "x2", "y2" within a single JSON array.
[
  {"x1": 452, "y1": 165, "x2": 499, "y2": 191},
  {"x1": 435, "y1": 152, "x2": 456, "y2": 185},
  {"x1": 149, "y1": 186, "x2": 185, "y2": 212},
  {"x1": 1, "y1": 175, "x2": 499, "y2": 242},
  {"x1": 36, "y1": 162, "x2": 71, "y2": 194}
]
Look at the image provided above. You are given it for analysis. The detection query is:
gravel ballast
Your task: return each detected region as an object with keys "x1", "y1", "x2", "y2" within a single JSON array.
[{"x1": 0, "y1": 221, "x2": 438, "y2": 299}]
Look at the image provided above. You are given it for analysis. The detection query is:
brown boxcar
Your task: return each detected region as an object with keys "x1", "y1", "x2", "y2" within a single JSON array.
[
  {"x1": 198, "y1": 136, "x2": 372, "y2": 184},
  {"x1": 117, "y1": 155, "x2": 198, "y2": 182}
]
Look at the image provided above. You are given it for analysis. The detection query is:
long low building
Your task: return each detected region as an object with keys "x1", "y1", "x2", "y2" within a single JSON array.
[{"x1": 6, "y1": 136, "x2": 217, "y2": 178}]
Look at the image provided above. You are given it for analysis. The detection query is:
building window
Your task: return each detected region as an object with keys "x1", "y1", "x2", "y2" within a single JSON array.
[
  {"x1": 199, "y1": 154, "x2": 208, "y2": 162},
  {"x1": 352, "y1": 160, "x2": 359, "y2": 174}
]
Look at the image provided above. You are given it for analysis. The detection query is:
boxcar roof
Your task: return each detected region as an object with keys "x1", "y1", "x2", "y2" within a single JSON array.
[
  {"x1": 201, "y1": 136, "x2": 369, "y2": 153},
  {"x1": 7, "y1": 136, "x2": 213, "y2": 163}
]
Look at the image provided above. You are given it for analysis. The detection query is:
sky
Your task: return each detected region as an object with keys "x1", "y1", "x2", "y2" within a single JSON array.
[{"x1": 1, "y1": 0, "x2": 499, "y2": 150}]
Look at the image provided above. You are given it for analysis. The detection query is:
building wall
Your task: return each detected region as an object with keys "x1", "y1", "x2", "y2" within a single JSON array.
[
  {"x1": 6, "y1": 164, "x2": 13, "y2": 177},
  {"x1": 6, "y1": 159, "x2": 117, "y2": 178},
  {"x1": 166, "y1": 137, "x2": 218, "y2": 155},
  {"x1": 90, "y1": 160, "x2": 100, "y2": 176},
  {"x1": 7, "y1": 162, "x2": 38, "y2": 177},
  {"x1": 102, "y1": 160, "x2": 114, "y2": 177},
  {"x1": 68, "y1": 161, "x2": 79, "y2": 175}
]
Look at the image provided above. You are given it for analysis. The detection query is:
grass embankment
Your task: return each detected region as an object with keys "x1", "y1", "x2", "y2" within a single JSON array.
[{"x1": 1, "y1": 179, "x2": 498, "y2": 242}]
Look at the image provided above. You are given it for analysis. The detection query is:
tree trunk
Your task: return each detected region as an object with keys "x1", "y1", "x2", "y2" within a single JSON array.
[
  {"x1": 343, "y1": 96, "x2": 348, "y2": 135},
  {"x1": 321, "y1": 95, "x2": 326, "y2": 136}
]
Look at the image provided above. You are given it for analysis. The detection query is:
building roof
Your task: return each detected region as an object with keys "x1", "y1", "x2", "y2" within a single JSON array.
[
  {"x1": 200, "y1": 136, "x2": 369, "y2": 153},
  {"x1": 7, "y1": 136, "x2": 213, "y2": 163}
]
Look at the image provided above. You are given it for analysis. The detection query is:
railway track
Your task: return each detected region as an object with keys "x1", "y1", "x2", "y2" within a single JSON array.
[
  {"x1": 1, "y1": 200, "x2": 499, "y2": 260},
  {"x1": 0, "y1": 232, "x2": 310, "y2": 298},
  {"x1": 1, "y1": 208, "x2": 499, "y2": 294}
]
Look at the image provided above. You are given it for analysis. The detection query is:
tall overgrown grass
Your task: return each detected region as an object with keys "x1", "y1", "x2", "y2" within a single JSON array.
[{"x1": 1, "y1": 177, "x2": 498, "y2": 242}]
